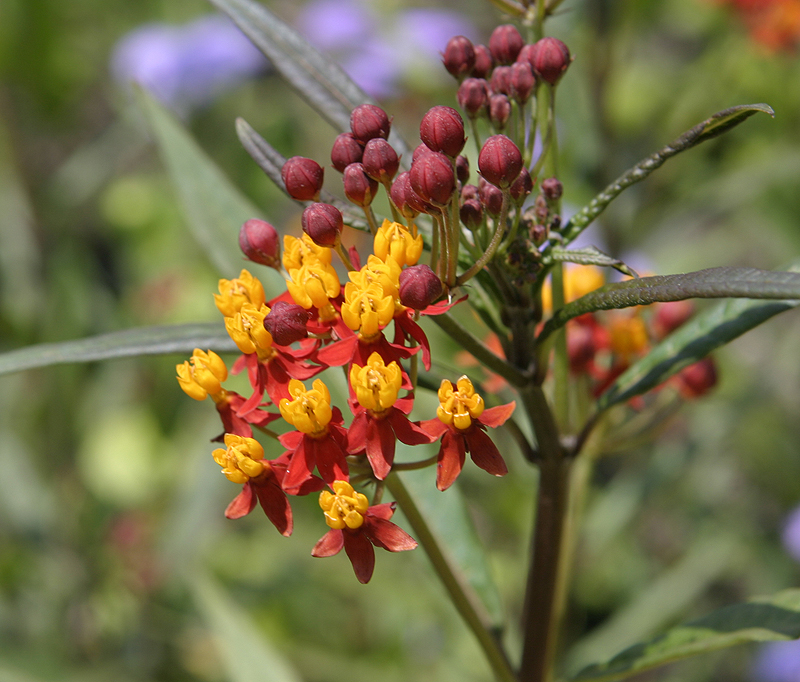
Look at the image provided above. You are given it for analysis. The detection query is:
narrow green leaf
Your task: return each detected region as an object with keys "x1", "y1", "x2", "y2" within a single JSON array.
[
  {"x1": 572, "y1": 589, "x2": 800, "y2": 682},
  {"x1": 548, "y1": 247, "x2": 638, "y2": 278},
  {"x1": 191, "y1": 575, "x2": 302, "y2": 682},
  {"x1": 539, "y1": 266, "x2": 800, "y2": 342},
  {"x1": 137, "y1": 88, "x2": 260, "y2": 274},
  {"x1": 563, "y1": 103, "x2": 774, "y2": 244},
  {"x1": 0, "y1": 323, "x2": 236, "y2": 376}
]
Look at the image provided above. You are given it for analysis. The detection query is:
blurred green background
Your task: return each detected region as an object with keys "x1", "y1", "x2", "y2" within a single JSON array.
[{"x1": 1, "y1": 0, "x2": 799, "y2": 680}]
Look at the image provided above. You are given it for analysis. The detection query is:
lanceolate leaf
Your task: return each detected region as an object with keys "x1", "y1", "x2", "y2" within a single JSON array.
[
  {"x1": 538, "y1": 266, "x2": 800, "y2": 342},
  {"x1": 137, "y1": 89, "x2": 260, "y2": 275},
  {"x1": 572, "y1": 589, "x2": 800, "y2": 682},
  {"x1": 548, "y1": 246, "x2": 638, "y2": 278},
  {"x1": 562, "y1": 104, "x2": 774, "y2": 244},
  {"x1": 0, "y1": 324, "x2": 236, "y2": 376}
]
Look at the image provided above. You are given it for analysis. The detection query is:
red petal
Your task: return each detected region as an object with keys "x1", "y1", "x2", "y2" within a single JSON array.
[
  {"x1": 395, "y1": 313, "x2": 431, "y2": 370},
  {"x1": 254, "y1": 478, "x2": 293, "y2": 536},
  {"x1": 312, "y1": 528, "x2": 344, "y2": 557},
  {"x1": 436, "y1": 429, "x2": 466, "y2": 491},
  {"x1": 348, "y1": 245, "x2": 361, "y2": 271},
  {"x1": 316, "y1": 335, "x2": 358, "y2": 367},
  {"x1": 479, "y1": 401, "x2": 516, "y2": 428},
  {"x1": 465, "y1": 427, "x2": 508, "y2": 477},
  {"x1": 366, "y1": 417, "x2": 395, "y2": 480},
  {"x1": 224, "y1": 483, "x2": 257, "y2": 519},
  {"x1": 281, "y1": 437, "x2": 314, "y2": 494},
  {"x1": 420, "y1": 293, "x2": 467, "y2": 316},
  {"x1": 346, "y1": 411, "x2": 369, "y2": 455},
  {"x1": 388, "y1": 409, "x2": 436, "y2": 446},
  {"x1": 365, "y1": 517, "x2": 417, "y2": 552},
  {"x1": 366, "y1": 501, "x2": 396, "y2": 521},
  {"x1": 308, "y1": 435, "x2": 349, "y2": 484},
  {"x1": 419, "y1": 417, "x2": 448, "y2": 439},
  {"x1": 343, "y1": 531, "x2": 376, "y2": 584}
]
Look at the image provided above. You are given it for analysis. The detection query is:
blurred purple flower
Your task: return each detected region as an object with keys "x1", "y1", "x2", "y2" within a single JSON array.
[
  {"x1": 111, "y1": 14, "x2": 268, "y2": 112},
  {"x1": 782, "y1": 505, "x2": 800, "y2": 563},
  {"x1": 753, "y1": 639, "x2": 800, "y2": 682}
]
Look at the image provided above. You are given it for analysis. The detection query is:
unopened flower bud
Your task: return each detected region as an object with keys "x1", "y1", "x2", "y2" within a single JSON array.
[
  {"x1": 239, "y1": 219, "x2": 280, "y2": 269},
  {"x1": 510, "y1": 61, "x2": 536, "y2": 103},
  {"x1": 529, "y1": 37, "x2": 571, "y2": 86},
  {"x1": 389, "y1": 172, "x2": 418, "y2": 218},
  {"x1": 442, "y1": 35, "x2": 475, "y2": 79},
  {"x1": 456, "y1": 155, "x2": 470, "y2": 184},
  {"x1": 460, "y1": 198, "x2": 484, "y2": 229},
  {"x1": 420, "y1": 105, "x2": 466, "y2": 158},
  {"x1": 264, "y1": 301, "x2": 313, "y2": 346},
  {"x1": 530, "y1": 222, "x2": 548, "y2": 246},
  {"x1": 490, "y1": 66, "x2": 513, "y2": 96},
  {"x1": 675, "y1": 357, "x2": 717, "y2": 399},
  {"x1": 282, "y1": 156, "x2": 324, "y2": 201},
  {"x1": 301, "y1": 202, "x2": 343, "y2": 247},
  {"x1": 331, "y1": 132, "x2": 363, "y2": 173},
  {"x1": 478, "y1": 178, "x2": 504, "y2": 216},
  {"x1": 652, "y1": 300, "x2": 694, "y2": 340},
  {"x1": 457, "y1": 78, "x2": 489, "y2": 118},
  {"x1": 472, "y1": 44, "x2": 494, "y2": 78},
  {"x1": 489, "y1": 24, "x2": 524, "y2": 65},
  {"x1": 350, "y1": 104, "x2": 391, "y2": 143},
  {"x1": 362, "y1": 138, "x2": 400, "y2": 183},
  {"x1": 409, "y1": 152, "x2": 456, "y2": 207},
  {"x1": 412, "y1": 143, "x2": 436, "y2": 163},
  {"x1": 488, "y1": 93, "x2": 511, "y2": 129},
  {"x1": 510, "y1": 167, "x2": 533, "y2": 201},
  {"x1": 541, "y1": 177, "x2": 563, "y2": 201},
  {"x1": 399, "y1": 264, "x2": 443, "y2": 310},
  {"x1": 479, "y1": 135, "x2": 522, "y2": 188},
  {"x1": 568, "y1": 322, "x2": 597, "y2": 373},
  {"x1": 460, "y1": 183, "x2": 479, "y2": 202},
  {"x1": 343, "y1": 162, "x2": 379, "y2": 207}
]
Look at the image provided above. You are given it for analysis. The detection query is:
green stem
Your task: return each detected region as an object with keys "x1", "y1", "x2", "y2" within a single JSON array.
[
  {"x1": 551, "y1": 263, "x2": 570, "y2": 429},
  {"x1": 385, "y1": 473, "x2": 518, "y2": 682},
  {"x1": 391, "y1": 455, "x2": 439, "y2": 471},
  {"x1": 457, "y1": 190, "x2": 510, "y2": 286},
  {"x1": 363, "y1": 206, "x2": 379, "y2": 235}
]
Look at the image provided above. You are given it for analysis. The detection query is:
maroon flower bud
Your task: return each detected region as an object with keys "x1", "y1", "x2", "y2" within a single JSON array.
[
  {"x1": 517, "y1": 43, "x2": 537, "y2": 67},
  {"x1": 264, "y1": 301, "x2": 313, "y2": 346},
  {"x1": 457, "y1": 78, "x2": 489, "y2": 118},
  {"x1": 343, "y1": 162, "x2": 379, "y2": 207},
  {"x1": 399, "y1": 264, "x2": 443, "y2": 310},
  {"x1": 529, "y1": 37, "x2": 571, "y2": 86},
  {"x1": 510, "y1": 167, "x2": 533, "y2": 201},
  {"x1": 281, "y1": 156, "x2": 324, "y2": 201},
  {"x1": 541, "y1": 177, "x2": 563, "y2": 201},
  {"x1": 488, "y1": 94, "x2": 511, "y2": 130},
  {"x1": 350, "y1": 104, "x2": 391, "y2": 143},
  {"x1": 239, "y1": 219, "x2": 281, "y2": 269},
  {"x1": 530, "y1": 222, "x2": 548, "y2": 246},
  {"x1": 478, "y1": 178, "x2": 504, "y2": 216},
  {"x1": 420, "y1": 105, "x2": 466, "y2": 158},
  {"x1": 301, "y1": 202, "x2": 343, "y2": 247},
  {"x1": 456, "y1": 155, "x2": 470, "y2": 184},
  {"x1": 442, "y1": 35, "x2": 475, "y2": 79},
  {"x1": 479, "y1": 135, "x2": 522, "y2": 188},
  {"x1": 489, "y1": 24, "x2": 524, "y2": 65},
  {"x1": 409, "y1": 152, "x2": 456, "y2": 207},
  {"x1": 412, "y1": 143, "x2": 436, "y2": 163},
  {"x1": 652, "y1": 300, "x2": 694, "y2": 340},
  {"x1": 471, "y1": 44, "x2": 494, "y2": 78},
  {"x1": 460, "y1": 183, "x2": 479, "y2": 202},
  {"x1": 460, "y1": 198, "x2": 484, "y2": 229},
  {"x1": 331, "y1": 132, "x2": 363, "y2": 173},
  {"x1": 489, "y1": 65, "x2": 513, "y2": 96},
  {"x1": 568, "y1": 321, "x2": 597, "y2": 374},
  {"x1": 362, "y1": 138, "x2": 400, "y2": 184},
  {"x1": 675, "y1": 357, "x2": 718, "y2": 399},
  {"x1": 510, "y1": 61, "x2": 536, "y2": 103},
  {"x1": 390, "y1": 172, "x2": 419, "y2": 218}
]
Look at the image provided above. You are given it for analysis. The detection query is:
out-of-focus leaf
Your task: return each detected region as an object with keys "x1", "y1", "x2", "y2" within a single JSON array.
[
  {"x1": 539, "y1": 266, "x2": 800, "y2": 342},
  {"x1": 563, "y1": 104, "x2": 774, "y2": 244},
  {"x1": 137, "y1": 88, "x2": 260, "y2": 275},
  {"x1": 0, "y1": 323, "x2": 236, "y2": 376},
  {"x1": 572, "y1": 588, "x2": 800, "y2": 682},
  {"x1": 548, "y1": 247, "x2": 638, "y2": 278},
  {"x1": 191, "y1": 575, "x2": 302, "y2": 682}
]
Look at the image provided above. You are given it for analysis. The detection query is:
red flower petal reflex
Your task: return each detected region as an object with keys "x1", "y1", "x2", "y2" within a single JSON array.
[
  {"x1": 365, "y1": 516, "x2": 418, "y2": 552},
  {"x1": 464, "y1": 426, "x2": 508, "y2": 477},
  {"x1": 343, "y1": 530, "x2": 376, "y2": 584},
  {"x1": 387, "y1": 409, "x2": 435, "y2": 446},
  {"x1": 312, "y1": 528, "x2": 344, "y2": 557},
  {"x1": 366, "y1": 417, "x2": 396, "y2": 480},
  {"x1": 436, "y1": 428, "x2": 467, "y2": 491},
  {"x1": 477, "y1": 401, "x2": 516, "y2": 428},
  {"x1": 225, "y1": 483, "x2": 258, "y2": 519},
  {"x1": 253, "y1": 476, "x2": 294, "y2": 536}
]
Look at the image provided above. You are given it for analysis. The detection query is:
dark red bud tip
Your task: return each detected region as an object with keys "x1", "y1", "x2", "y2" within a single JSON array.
[
  {"x1": 281, "y1": 156, "x2": 324, "y2": 201},
  {"x1": 460, "y1": 198, "x2": 484, "y2": 229},
  {"x1": 389, "y1": 172, "x2": 418, "y2": 218},
  {"x1": 479, "y1": 135, "x2": 522, "y2": 188},
  {"x1": 301, "y1": 202, "x2": 343, "y2": 248},
  {"x1": 442, "y1": 35, "x2": 475, "y2": 79},
  {"x1": 460, "y1": 183, "x2": 479, "y2": 202},
  {"x1": 676, "y1": 357, "x2": 718, "y2": 399},
  {"x1": 331, "y1": 132, "x2": 363, "y2": 173},
  {"x1": 541, "y1": 177, "x2": 563, "y2": 201},
  {"x1": 264, "y1": 301, "x2": 313, "y2": 346},
  {"x1": 457, "y1": 78, "x2": 489, "y2": 118},
  {"x1": 362, "y1": 138, "x2": 400, "y2": 183},
  {"x1": 489, "y1": 24, "x2": 524, "y2": 65},
  {"x1": 239, "y1": 219, "x2": 281, "y2": 269},
  {"x1": 510, "y1": 61, "x2": 536, "y2": 103},
  {"x1": 488, "y1": 94, "x2": 511, "y2": 129},
  {"x1": 478, "y1": 178, "x2": 503, "y2": 216},
  {"x1": 399, "y1": 265, "x2": 443, "y2": 310},
  {"x1": 409, "y1": 152, "x2": 456, "y2": 207},
  {"x1": 489, "y1": 66, "x2": 513, "y2": 96},
  {"x1": 510, "y1": 167, "x2": 533, "y2": 201},
  {"x1": 350, "y1": 104, "x2": 391, "y2": 143},
  {"x1": 343, "y1": 162, "x2": 379, "y2": 207},
  {"x1": 471, "y1": 44, "x2": 494, "y2": 79},
  {"x1": 456, "y1": 155, "x2": 470, "y2": 184},
  {"x1": 420, "y1": 105, "x2": 466, "y2": 158},
  {"x1": 529, "y1": 37, "x2": 571, "y2": 86}
]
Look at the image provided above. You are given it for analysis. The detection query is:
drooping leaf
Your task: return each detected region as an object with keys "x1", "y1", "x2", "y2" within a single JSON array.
[
  {"x1": 136, "y1": 88, "x2": 261, "y2": 275},
  {"x1": 562, "y1": 104, "x2": 774, "y2": 244},
  {"x1": 191, "y1": 575, "x2": 303, "y2": 682},
  {"x1": 538, "y1": 266, "x2": 800, "y2": 342},
  {"x1": 572, "y1": 588, "x2": 800, "y2": 682},
  {"x1": 0, "y1": 323, "x2": 236, "y2": 376},
  {"x1": 548, "y1": 246, "x2": 638, "y2": 278}
]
